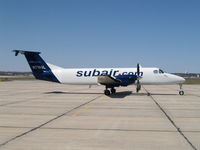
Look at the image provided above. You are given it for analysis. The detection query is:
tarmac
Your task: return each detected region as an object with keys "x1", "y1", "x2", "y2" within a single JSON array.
[{"x1": 0, "y1": 80, "x2": 200, "y2": 150}]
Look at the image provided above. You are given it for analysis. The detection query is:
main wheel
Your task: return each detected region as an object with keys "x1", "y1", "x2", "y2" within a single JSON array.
[
  {"x1": 104, "y1": 90, "x2": 111, "y2": 96},
  {"x1": 111, "y1": 88, "x2": 116, "y2": 94},
  {"x1": 179, "y1": 91, "x2": 184, "y2": 95}
]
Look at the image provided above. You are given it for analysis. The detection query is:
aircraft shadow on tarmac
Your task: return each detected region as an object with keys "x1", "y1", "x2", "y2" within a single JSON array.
[
  {"x1": 45, "y1": 91, "x2": 133, "y2": 98},
  {"x1": 45, "y1": 91, "x2": 177, "y2": 98},
  {"x1": 108, "y1": 91, "x2": 132, "y2": 98},
  {"x1": 45, "y1": 91, "x2": 103, "y2": 95}
]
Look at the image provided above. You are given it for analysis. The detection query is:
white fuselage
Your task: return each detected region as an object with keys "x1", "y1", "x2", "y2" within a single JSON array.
[{"x1": 50, "y1": 66, "x2": 185, "y2": 85}]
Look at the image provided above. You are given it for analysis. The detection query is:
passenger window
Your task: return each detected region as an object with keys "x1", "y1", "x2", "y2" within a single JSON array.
[{"x1": 153, "y1": 70, "x2": 158, "y2": 74}]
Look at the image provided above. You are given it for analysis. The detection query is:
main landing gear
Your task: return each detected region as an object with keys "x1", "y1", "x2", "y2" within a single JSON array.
[
  {"x1": 104, "y1": 87, "x2": 116, "y2": 96},
  {"x1": 179, "y1": 84, "x2": 184, "y2": 95}
]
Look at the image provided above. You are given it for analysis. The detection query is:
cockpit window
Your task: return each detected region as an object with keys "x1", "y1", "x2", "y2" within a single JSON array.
[
  {"x1": 159, "y1": 69, "x2": 164, "y2": 74},
  {"x1": 153, "y1": 70, "x2": 158, "y2": 74},
  {"x1": 154, "y1": 69, "x2": 165, "y2": 74}
]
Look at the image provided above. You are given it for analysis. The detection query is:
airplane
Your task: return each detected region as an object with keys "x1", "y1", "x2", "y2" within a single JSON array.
[{"x1": 12, "y1": 50, "x2": 185, "y2": 96}]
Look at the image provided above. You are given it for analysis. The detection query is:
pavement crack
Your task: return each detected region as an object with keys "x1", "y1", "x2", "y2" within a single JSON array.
[
  {"x1": 143, "y1": 86, "x2": 198, "y2": 150},
  {"x1": 0, "y1": 126, "x2": 178, "y2": 132},
  {"x1": 0, "y1": 95, "x2": 102, "y2": 148}
]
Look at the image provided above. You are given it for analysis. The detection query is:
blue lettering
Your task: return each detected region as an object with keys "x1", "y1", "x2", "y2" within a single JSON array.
[
  {"x1": 113, "y1": 70, "x2": 119, "y2": 76},
  {"x1": 122, "y1": 72, "x2": 127, "y2": 75},
  {"x1": 109, "y1": 69, "x2": 113, "y2": 76},
  {"x1": 134, "y1": 72, "x2": 143, "y2": 76},
  {"x1": 101, "y1": 70, "x2": 108, "y2": 76},
  {"x1": 128, "y1": 72, "x2": 134, "y2": 75},
  {"x1": 76, "y1": 71, "x2": 83, "y2": 77},
  {"x1": 92, "y1": 69, "x2": 100, "y2": 76},
  {"x1": 84, "y1": 71, "x2": 92, "y2": 77},
  {"x1": 76, "y1": 70, "x2": 144, "y2": 77}
]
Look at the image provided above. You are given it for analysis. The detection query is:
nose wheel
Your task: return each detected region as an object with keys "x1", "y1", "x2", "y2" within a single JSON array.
[
  {"x1": 179, "y1": 84, "x2": 184, "y2": 95},
  {"x1": 179, "y1": 91, "x2": 184, "y2": 95}
]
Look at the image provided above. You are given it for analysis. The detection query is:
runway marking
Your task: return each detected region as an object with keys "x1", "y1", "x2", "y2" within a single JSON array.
[
  {"x1": 0, "y1": 94, "x2": 102, "y2": 148},
  {"x1": 143, "y1": 86, "x2": 198, "y2": 150}
]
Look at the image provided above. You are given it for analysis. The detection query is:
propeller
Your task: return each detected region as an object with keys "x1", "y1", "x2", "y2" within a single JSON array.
[{"x1": 136, "y1": 63, "x2": 141, "y2": 93}]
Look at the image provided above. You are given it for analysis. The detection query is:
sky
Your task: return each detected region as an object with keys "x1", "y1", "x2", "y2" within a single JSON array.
[{"x1": 0, "y1": 0, "x2": 200, "y2": 73}]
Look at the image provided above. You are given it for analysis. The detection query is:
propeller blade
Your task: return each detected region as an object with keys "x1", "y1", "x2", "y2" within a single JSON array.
[
  {"x1": 136, "y1": 63, "x2": 141, "y2": 93},
  {"x1": 137, "y1": 63, "x2": 140, "y2": 76}
]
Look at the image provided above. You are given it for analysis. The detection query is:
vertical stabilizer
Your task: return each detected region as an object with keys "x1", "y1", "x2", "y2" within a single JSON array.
[{"x1": 13, "y1": 50, "x2": 60, "y2": 83}]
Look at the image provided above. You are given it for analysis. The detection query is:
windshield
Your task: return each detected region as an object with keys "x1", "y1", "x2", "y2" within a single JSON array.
[
  {"x1": 153, "y1": 69, "x2": 165, "y2": 74},
  {"x1": 159, "y1": 69, "x2": 164, "y2": 74}
]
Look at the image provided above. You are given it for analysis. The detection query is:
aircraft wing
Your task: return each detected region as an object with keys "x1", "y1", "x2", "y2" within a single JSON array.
[{"x1": 98, "y1": 76, "x2": 121, "y2": 85}]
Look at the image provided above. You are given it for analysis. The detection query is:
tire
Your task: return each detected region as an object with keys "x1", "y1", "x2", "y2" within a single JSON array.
[
  {"x1": 179, "y1": 91, "x2": 184, "y2": 95},
  {"x1": 111, "y1": 88, "x2": 116, "y2": 94},
  {"x1": 104, "y1": 90, "x2": 111, "y2": 96}
]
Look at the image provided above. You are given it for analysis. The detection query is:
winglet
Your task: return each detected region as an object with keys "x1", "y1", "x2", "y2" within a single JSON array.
[{"x1": 12, "y1": 50, "x2": 41, "y2": 56}]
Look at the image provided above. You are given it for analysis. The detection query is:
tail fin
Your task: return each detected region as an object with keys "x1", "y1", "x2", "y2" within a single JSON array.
[{"x1": 13, "y1": 50, "x2": 60, "y2": 83}]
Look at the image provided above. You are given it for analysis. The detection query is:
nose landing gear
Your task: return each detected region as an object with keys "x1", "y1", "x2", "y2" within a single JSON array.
[{"x1": 179, "y1": 84, "x2": 184, "y2": 95}]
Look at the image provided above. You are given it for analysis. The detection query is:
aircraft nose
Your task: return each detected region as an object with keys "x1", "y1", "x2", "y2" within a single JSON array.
[
  {"x1": 167, "y1": 74, "x2": 185, "y2": 84},
  {"x1": 176, "y1": 76, "x2": 185, "y2": 83}
]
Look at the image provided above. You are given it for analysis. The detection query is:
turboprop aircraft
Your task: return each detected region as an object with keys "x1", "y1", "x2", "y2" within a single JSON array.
[{"x1": 13, "y1": 50, "x2": 185, "y2": 96}]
